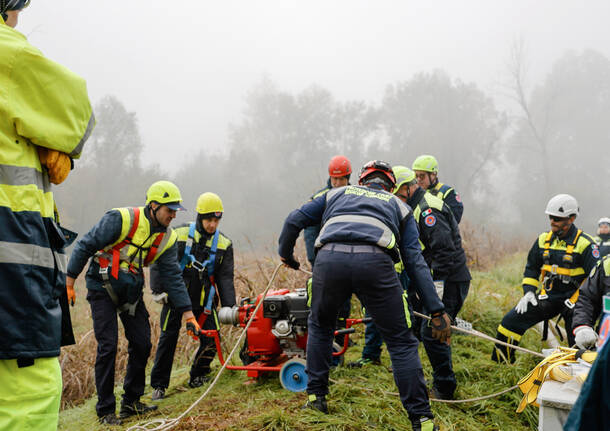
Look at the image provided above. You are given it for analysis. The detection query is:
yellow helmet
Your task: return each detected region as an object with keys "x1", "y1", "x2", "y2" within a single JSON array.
[
  {"x1": 146, "y1": 180, "x2": 185, "y2": 210},
  {"x1": 392, "y1": 165, "x2": 417, "y2": 193},
  {"x1": 196, "y1": 192, "x2": 223, "y2": 217},
  {"x1": 412, "y1": 155, "x2": 439, "y2": 173}
]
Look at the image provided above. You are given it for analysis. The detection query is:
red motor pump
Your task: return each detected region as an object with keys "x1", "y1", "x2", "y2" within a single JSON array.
[
  {"x1": 218, "y1": 288, "x2": 309, "y2": 363},
  {"x1": 206, "y1": 287, "x2": 367, "y2": 391}
]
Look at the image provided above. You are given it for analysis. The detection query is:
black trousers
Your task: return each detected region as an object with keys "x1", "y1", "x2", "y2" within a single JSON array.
[
  {"x1": 420, "y1": 280, "x2": 470, "y2": 397},
  {"x1": 87, "y1": 289, "x2": 152, "y2": 417},
  {"x1": 492, "y1": 294, "x2": 575, "y2": 363},
  {"x1": 150, "y1": 305, "x2": 219, "y2": 390},
  {"x1": 308, "y1": 247, "x2": 432, "y2": 424}
]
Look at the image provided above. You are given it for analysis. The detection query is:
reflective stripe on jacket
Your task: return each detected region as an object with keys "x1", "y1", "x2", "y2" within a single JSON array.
[{"x1": 0, "y1": 17, "x2": 94, "y2": 359}]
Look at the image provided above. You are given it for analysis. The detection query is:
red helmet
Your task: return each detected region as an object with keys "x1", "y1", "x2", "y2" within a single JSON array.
[
  {"x1": 328, "y1": 155, "x2": 352, "y2": 178},
  {"x1": 358, "y1": 160, "x2": 396, "y2": 190}
]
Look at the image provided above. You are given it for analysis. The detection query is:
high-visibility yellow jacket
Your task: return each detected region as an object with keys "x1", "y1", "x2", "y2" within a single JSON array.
[{"x1": 0, "y1": 16, "x2": 94, "y2": 359}]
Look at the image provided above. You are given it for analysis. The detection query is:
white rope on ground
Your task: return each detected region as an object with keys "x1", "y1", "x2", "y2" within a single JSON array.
[
  {"x1": 300, "y1": 266, "x2": 544, "y2": 358},
  {"x1": 126, "y1": 262, "x2": 284, "y2": 431},
  {"x1": 329, "y1": 378, "x2": 519, "y2": 404}
]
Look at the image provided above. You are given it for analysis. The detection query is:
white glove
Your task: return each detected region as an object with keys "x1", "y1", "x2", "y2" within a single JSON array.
[
  {"x1": 433, "y1": 280, "x2": 445, "y2": 301},
  {"x1": 573, "y1": 325, "x2": 598, "y2": 349},
  {"x1": 152, "y1": 292, "x2": 168, "y2": 304},
  {"x1": 515, "y1": 291, "x2": 537, "y2": 314}
]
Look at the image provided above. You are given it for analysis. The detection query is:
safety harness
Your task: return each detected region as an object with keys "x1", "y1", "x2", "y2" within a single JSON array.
[
  {"x1": 94, "y1": 207, "x2": 166, "y2": 315},
  {"x1": 538, "y1": 229, "x2": 583, "y2": 341},
  {"x1": 179, "y1": 222, "x2": 220, "y2": 327},
  {"x1": 539, "y1": 229, "x2": 582, "y2": 308}
]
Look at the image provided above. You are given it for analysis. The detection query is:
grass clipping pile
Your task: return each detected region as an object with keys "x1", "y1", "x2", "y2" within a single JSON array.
[{"x1": 60, "y1": 235, "x2": 546, "y2": 431}]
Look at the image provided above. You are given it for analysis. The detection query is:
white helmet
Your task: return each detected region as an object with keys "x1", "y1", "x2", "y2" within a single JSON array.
[
  {"x1": 545, "y1": 194, "x2": 579, "y2": 218},
  {"x1": 598, "y1": 217, "x2": 610, "y2": 226}
]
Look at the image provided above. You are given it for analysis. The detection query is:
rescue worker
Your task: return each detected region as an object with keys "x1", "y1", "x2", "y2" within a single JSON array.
[
  {"x1": 279, "y1": 160, "x2": 451, "y2": 431},
  {"x1": 303, "y1": 155, "x2": 352, "y2": 365},
  {"x1": 0, "y1": 2, "x2": 95, "y2": 430},
  {"x1": 491, "y1": 194, "x2": 600, "y2": 363},
  {"x1": 594, "y1": 217, "x2": 610, "y2": 258},
  {"x1": 571, "y1": 255, "x2": 610, "y2": 349},
  {"x1": 150, "y1": 192, "x2": 236, "y2": 399},
  {"x1": 66, "y1": 181, "x2": 200, "y2": 425},
  {"x1": 412, "y1": 155, "x2": 463, "y2": 223},
  {"x1": 394, "y1": 166, "x2": 470, "y2": 399}
]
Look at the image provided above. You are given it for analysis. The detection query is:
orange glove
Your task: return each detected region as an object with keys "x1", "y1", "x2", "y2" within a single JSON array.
[
  {"x1": 186, "y1": 317, "x2": 201, "y2": 341},
  {"x1": 38, "y1": 148, "x2": 72, "y2": 185},
  {"x1": 66, "y1": 281, "x2": 76, "y2": 306}
]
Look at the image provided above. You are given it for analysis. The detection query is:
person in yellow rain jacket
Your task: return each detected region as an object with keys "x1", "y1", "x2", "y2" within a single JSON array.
[{"x1": 0, "y1": 2, "x2": 95, "y2": 430}]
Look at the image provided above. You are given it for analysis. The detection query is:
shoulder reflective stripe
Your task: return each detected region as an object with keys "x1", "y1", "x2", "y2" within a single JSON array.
[
  {"x1": 497, "y1": 324, "x2": 522, "y2": 342},
  {"x1": 414, "y1": 205, "x2": 422, "y2": 223},
  {"x1": 390, "y1": 195, "x2": 411, "y2": 219},
  {"x1": 312, "y1": 187, "x2": 330, "y2": 199},
  {"x1": 213, "y1": 234, "x2": 231, "y2": 250},
  {"x1": 522, "y1": 277, "x2": 540, "y2": 288},
  {"x1": 603, "y1": 257, "x2": 610, "y2": 275},
  {"x1": 0, "y1": 164, "x2": 50, "y2": 192},
  {"x1": 69, "y1": 112, "x2": 96, "y2": 158},
  {"x1": 574, "y1": 232, "x2": 594, "y2": 254},
  {"x1": 317, "y1": 214, "x2": 395, "y2": 249},
  {"x1": 442, "y1": 187, "x2": 454, "y2": 199},
  {"x1": 325, "y1": 186, "x2": 343, "y2": 202},
  {"x1": 0, "y1": 241, "x2": 55, "y2": 269}
]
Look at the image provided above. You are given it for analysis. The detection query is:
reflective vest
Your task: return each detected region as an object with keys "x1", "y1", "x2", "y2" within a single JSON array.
[
  {"x1": 0, "y1": 17, "x2": 94, "y2": 359},
  {"x1": 94, "y1": 207, "x2": 176, "y2": 314}
]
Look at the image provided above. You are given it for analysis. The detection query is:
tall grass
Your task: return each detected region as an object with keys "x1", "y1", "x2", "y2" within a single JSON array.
[{"x1": 59, "y1": 232, "x2": 546, "y2": 431}]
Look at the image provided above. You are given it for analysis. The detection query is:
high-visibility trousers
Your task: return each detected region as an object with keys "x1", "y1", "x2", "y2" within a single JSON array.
[{"x1": 0, "y1": 357, "x2": 62, "y2": 431}]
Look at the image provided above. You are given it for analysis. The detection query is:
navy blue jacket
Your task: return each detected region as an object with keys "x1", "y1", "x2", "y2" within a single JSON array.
[
  {"x1": 279, "y1": 184, "x2": 444, "y2": 314},
  {"x1": 67, "y1": 207, "x2": 192, "y2": 313},
  {"x1": 428, "y1": 181, "x2": 463, "y2": 224},
  {"x1": 304, "y1": 180, "x2": 331, "y2": 266}
]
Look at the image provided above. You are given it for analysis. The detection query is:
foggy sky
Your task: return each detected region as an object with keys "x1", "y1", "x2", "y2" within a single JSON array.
[{"x1": 18, "y1": 1, "x2": 610, "y2": 170}]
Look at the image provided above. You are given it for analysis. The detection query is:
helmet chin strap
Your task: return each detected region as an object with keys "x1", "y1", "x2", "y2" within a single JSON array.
[{"x1": 149, "y1": 203, "x2": 161, "y2": 227}]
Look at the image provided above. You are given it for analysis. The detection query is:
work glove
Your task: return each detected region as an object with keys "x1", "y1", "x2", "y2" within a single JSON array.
[
  {"x1": 281, "y1": 256, "x2": 300, "y2": 270},
  {"x1": 433, "y1": 280, "x2": 444, "y2": 300},
  {"x1": 515, "y1": 291, "x2": 537, "y2": 314},
  {"x1": 186, "y1": 317, "x2": 202, "y2": 341},
  {"x1": 573, "y1": 325, "x2": 598, "y2": 349},
  {"x1": 152, "y1": 292, "x2": 168, "y2": 304},
  {"x1": 430, "y1": 311, "x2": 452, "y2": 344},
  {"x1": 66, "y1": 281, "x2": 76, "y2": 306},
  {"x1": 37, "y1": 148, "x2": 72, "y2": 185}
]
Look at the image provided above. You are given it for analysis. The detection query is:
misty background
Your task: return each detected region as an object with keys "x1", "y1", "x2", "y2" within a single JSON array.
[{"x1": 18, "y1": 1, "x2": 610, "y2": 248}]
